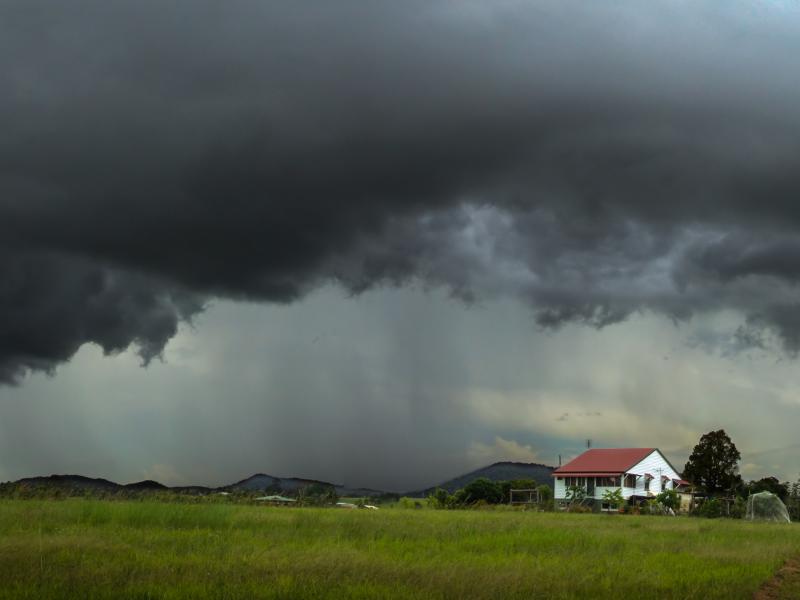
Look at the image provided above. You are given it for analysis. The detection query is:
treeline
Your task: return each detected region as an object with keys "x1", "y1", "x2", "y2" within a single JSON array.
[
  {"x1": 680, "y1": 429, "x2": 800, "y2": 519},
  {"x1": 688, "y1": 478, "x2": 800, "y2": 519},
  {"x1": 0, "y1": 482, "x2": 246, "y2": 503},
  {"x1": 0, "y1": 480, "x2": 401, "y2": 506},
  {"x1": 426, "y1": 478, "x2": 552, "y2": 509}
]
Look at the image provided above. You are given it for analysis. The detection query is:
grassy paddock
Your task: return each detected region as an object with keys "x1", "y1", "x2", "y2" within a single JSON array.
[{"x1": 0, "y1": 500, "x2": 798, "y2": 599}]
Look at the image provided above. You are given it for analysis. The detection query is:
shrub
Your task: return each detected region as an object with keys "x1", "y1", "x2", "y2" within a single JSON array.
[
  {"x1": 299, "y1": 483, "x2": 338, "y2": 506},
  {"x1": 427, "y1": 488, "x2": 458, "y2": 510},
  {"x1": 602, "y1": 488, "x2": 624, "y2": 511},
  {"x1": 537, "y1": 484, "x2": 553, "y2": 505},
  {"x1": 397, "y1": 497, "x2": 424, "y2": 509},
  {"x1": 656, "y1": 489, "x2": 680, "y2": 511},
  {"x1": 730, "y1": 496, "x2": 747, "y2": 519},
  {"x1": 696, "y1": 498, "x2": 723, "y2": 518},
  {"x1": 461, "y1": 478, "x2": 503, "y2": 505},
  {"x1": 565, "y1": 485, "x2": 586, "y2": 505}
]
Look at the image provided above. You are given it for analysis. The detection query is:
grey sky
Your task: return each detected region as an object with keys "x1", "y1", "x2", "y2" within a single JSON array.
[
  {"x1": 3, "y1": 1, "x2": 800, "y2": 487},
  {"x1": 2, "y1": 287, "x2": 799, "y2": 490}
]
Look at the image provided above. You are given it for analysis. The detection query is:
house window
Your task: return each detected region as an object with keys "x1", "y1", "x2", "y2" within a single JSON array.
[
  {"x1": 644, "y1": 477, "x2": 650, "y2": 492},
  {"x1": 596, "y1": 477, "x2": 621, "y2": 487},
  {"x1": 624, "y1": 474, "x2": 636, "y2": 488}
]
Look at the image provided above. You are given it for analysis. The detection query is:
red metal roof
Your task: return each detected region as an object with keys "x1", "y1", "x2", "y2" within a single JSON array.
[
  {"x1": 553, "y1": 448, "x2": 655, "y2": 475},
  {"x1": 553, "y1": 472, "x2": 621, "y2": 478}
]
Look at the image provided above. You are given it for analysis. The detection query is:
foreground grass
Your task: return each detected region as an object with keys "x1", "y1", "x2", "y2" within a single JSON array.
[{"x1": 0, "y1": 500, "x2": 798, "y2": 599}]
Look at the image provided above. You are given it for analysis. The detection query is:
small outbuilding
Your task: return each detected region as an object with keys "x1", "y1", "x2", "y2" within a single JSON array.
[{"x1": 255, "y1": 495, "x2": 297, "y2": 505}]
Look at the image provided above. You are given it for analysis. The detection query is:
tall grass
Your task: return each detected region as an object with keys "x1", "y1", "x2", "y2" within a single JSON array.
[{"x1": 0, "y1": 499, "x2": 798, "y2": 599}]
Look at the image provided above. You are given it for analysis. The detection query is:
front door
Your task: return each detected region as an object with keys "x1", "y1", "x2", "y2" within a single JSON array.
[{"x1": 587, "y1": 477, "x2": 595, "y2": 497}]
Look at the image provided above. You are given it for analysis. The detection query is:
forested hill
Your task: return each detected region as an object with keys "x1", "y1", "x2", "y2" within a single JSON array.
[{"x1": 412, "y1": 462, "x2": 555, "y2": 496}]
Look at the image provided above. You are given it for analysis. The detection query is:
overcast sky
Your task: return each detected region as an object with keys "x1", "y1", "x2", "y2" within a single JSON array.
[{"x1": 3, "y1": 0, "x2": 800, "y2": 490}]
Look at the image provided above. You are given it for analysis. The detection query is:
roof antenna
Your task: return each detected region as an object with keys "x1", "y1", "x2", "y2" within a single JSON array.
[
  {"x1": 558, "y1": 454, "x2": 562, "y2": 467},
  {"x1": 586, "y1": 439, "x2": 592, "y2": 449}
]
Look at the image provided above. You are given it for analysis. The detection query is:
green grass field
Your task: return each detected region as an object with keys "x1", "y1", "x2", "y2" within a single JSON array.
[{"x1": 0, "y1": 500, "x2": 798, "y2": 599}]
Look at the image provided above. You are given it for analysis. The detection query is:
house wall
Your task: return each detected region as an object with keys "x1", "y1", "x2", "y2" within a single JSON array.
[
  {"x1": 554, "y1": 476, "x2": 566, "y2": 500},
  {"x1": 554, "y1": 479, "x2": 627, "y2": 500},
  {"x1": 626, "y1": 450, "x2": 681, "y2": 498}
]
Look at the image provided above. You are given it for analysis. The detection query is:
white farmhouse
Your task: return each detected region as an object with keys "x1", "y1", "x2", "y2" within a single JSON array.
[{"x1": 553, "y1": 448, "x2": 690, "y2": 511}]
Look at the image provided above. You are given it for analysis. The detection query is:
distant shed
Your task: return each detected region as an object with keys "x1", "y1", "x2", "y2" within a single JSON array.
[{"x1": 255, "y1": 495, "x2": 296, "y2": 505}]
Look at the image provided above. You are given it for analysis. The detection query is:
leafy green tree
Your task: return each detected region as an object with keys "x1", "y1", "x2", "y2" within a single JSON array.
[
  {"x1": 451, "y1": 489, "x2": 468, "y2": 506},
  {"x1": 427, "y1": 488, "x2": 457, "y2": 509},
  {"x1": 656, "y1": 489, "x2": 680, "y2": 511},
  {"x1": 748, "y1": 477, "x2": 789, "y2": 501},
  {"x1": 537, "y1": 484, "x2": 553, "y2": 504},
  {"x1": 397, "y1": 497, "x2": 423, "y2": 509},
  {"x1": 730, "y1": 496, "x2": 747, "y2": 519},
  {"x1": 683, "y1": 429, "x2": 742, "y2": 496},
  {"x1": 602, "y1": 488, "x2": 624, "y2": 511},
  {"x1": 461, "y1": 478, "x2": 503, "y2": 504},
  {"x1": 499, "y1": 479, "x2": 538, "y2": 503},
  {"x1": 300, "y1": 483, "x2": 338, "y2": 505},
  {"x1": 696, "y1": 497, "x2": 723, "y2": 518},
  {"x1": 643, "y1": 498, "x2": 661, "y2": 515},
  {"x1": 786, "y1": 478, "x2": 800, "y2": 521},
  {"x1": 565, "y1": 484, "x2": 586, "y2": 506}
]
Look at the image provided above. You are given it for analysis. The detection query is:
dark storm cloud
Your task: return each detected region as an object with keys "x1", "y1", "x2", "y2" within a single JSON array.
[
  {"x1": 4, "y1": 0, "x2": 800, "y2": 380},
  {"x1": 0, "y1": 251, "x2": 202, "y2": 383}
]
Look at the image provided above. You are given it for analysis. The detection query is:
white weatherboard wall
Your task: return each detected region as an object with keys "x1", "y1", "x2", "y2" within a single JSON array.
[
  {"x1": 624, "y1": 450, "x2": 680, "y2": 499},
  {"x1": 554, "y1": 477, "x2": 566, "y2": 499}
]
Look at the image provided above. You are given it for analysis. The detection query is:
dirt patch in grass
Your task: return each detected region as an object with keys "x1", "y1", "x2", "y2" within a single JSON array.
[{"x1": 754, "y1": 558, "x2": 800, "y2": 599}]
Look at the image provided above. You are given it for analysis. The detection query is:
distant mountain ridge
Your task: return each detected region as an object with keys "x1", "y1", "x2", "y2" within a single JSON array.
[
  {"x1": 411, "y1": 461, "x2": 555, "y2": 496},
  {"x1": 8, "y1": 461, "x2": 556, "y2": 497},
  {"x1": 14, "y1": 474, "x2": 210, "y2": 493},
  {"x1": 16, "y1": 474, "x2": 120, "y2": 491},
  {"x1": 227, "y1": 473, "x2": 385, "y2": 497},
  {"x1": 9, "y1": 472, "x2": 387, "y2": 497}
]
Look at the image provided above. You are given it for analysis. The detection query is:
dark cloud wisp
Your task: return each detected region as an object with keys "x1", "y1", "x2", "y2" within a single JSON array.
[{"x1": 4, "y1": 0, "x2": 800, "y2": 381}]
